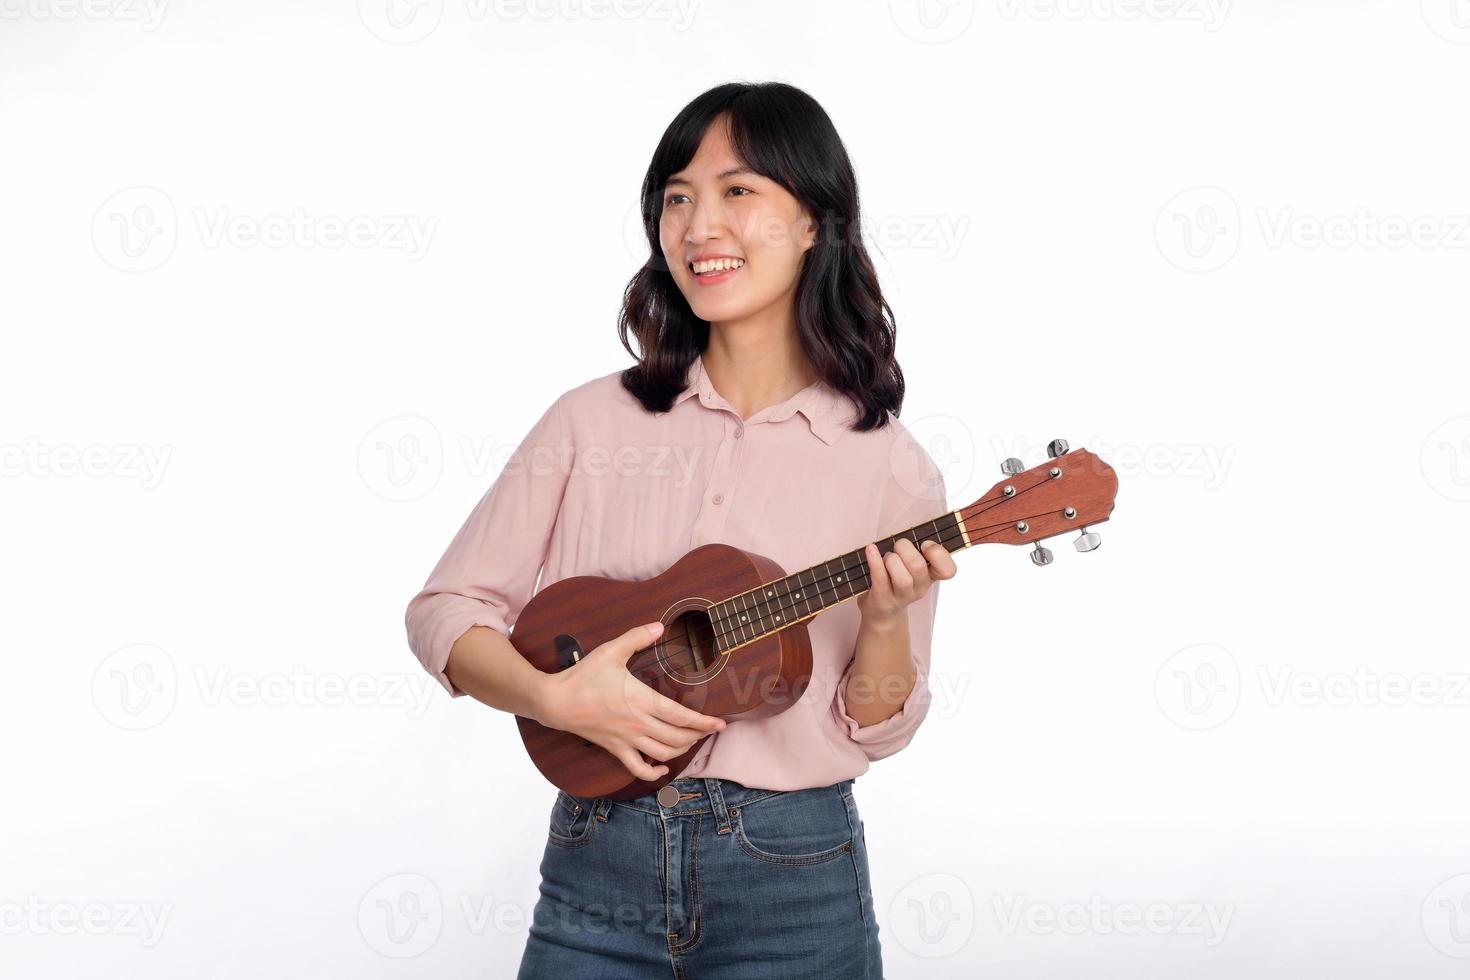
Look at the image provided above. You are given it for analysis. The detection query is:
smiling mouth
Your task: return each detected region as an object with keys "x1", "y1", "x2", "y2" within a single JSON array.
[{"x1": 690, "y1": 258, "x2": 746, "y2": 277}]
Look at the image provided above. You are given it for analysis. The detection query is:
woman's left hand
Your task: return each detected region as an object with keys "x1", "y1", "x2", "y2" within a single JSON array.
[{"x1": 855, "y1": 537, "x2": 958, "y2": 627}]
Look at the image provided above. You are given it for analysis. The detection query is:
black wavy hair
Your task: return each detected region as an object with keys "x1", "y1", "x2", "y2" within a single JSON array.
[{"x1": 618, "y1": 81, "x2": 905, "y2": 433}]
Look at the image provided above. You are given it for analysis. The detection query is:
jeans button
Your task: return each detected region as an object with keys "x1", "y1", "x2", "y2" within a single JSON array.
[{"x1": 657, "y1": 785, "x2": 680, "y2": 807}]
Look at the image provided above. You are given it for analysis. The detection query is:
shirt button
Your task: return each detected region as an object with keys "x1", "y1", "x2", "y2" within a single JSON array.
[
  {"x1": 734, "y1": 426, "x2": 744, "y2": 439},
  {"x1": 712, "y1": 493, "x2": 724, "y2": 505}
]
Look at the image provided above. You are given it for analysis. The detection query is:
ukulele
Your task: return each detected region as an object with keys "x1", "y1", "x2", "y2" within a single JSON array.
[{"x1": 513, "y1": 439, "x2": 1118, "y2": 800}]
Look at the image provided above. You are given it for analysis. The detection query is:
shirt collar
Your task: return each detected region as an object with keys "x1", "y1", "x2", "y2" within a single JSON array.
[{"x1": 673, "y1": 354, "x2": 850, "y2": 446}]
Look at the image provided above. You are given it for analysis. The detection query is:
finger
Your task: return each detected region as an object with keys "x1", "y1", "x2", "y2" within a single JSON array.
[
  {"x1": 648, "y1": 694, "x2": 727, "y2": 732},
  {"x1": 633, "y1": 734, "x2": 687, "y2": 762},
  {"x1": 617, "y1": 746, "x2": 667, "y2": 782},
  {"x1": 613, "y1": 621, "x2": 665, "y2": 663},
  {"x1": 883, "y1": 549, "x2": 914, "y2": 593},
  {"x1": 893, "y1": 538, "x2": 929, "y2": 581},
  {"x1": 865, "y1": 543, "x2": 891, "y2": 597},
  {"x1": 922, "y1": 540, "x2": 958, "y2": 579},
  {"x1": 642, "y1": 715, "x2": 711, "y2": 749}
]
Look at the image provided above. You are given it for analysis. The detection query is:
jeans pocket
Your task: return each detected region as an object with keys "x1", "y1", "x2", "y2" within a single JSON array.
[
  {"x1": 730, "y1": 788, "x2": 854, "y2": 867},
  {"x1": 547, "y1": 790, "x2": 597, "y2": 848}
]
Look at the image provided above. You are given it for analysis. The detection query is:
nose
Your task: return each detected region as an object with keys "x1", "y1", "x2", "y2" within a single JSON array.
[{"x1": 684, "y1": 193, "x2": 728, "y2": 247}]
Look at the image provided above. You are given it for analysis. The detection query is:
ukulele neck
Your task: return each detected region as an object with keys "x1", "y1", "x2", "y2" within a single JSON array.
[{"x1": 707, "y1": 510, "x2": 970, "y2": 650}]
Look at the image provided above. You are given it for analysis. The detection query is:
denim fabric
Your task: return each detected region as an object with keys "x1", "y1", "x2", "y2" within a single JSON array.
[{"x1": 516, "y1": 776, "x2": 882, "y2": 979}]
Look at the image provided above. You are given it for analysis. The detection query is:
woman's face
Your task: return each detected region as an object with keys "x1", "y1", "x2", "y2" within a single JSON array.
[{"x1": 658, "y1": 119, "x2": 817, "y2": 326}]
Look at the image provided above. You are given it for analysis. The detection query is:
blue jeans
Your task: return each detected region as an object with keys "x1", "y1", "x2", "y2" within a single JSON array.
[{"x1": 516, "y1": 776, "x2": 883, "y2": 979}]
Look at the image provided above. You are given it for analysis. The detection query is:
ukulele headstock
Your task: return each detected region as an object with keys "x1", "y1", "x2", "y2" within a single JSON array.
[{"x1": 960, "y1": 439, "x2": 1119, "y2": 565}]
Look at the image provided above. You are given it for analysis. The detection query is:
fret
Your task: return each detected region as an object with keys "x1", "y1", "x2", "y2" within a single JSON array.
[{"x1": 712, "y1": 511, "x2": 966, "y2": 648}]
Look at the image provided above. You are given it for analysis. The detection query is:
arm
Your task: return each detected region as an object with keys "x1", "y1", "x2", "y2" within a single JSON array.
[
  {"x1": 403, "y1": 393, "x2": 574, "y2": 713},
  {"x1": 831, "y1": 434, "x2": 950, "y2": 759}
]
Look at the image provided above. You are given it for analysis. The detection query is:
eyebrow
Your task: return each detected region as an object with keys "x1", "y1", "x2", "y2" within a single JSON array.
[{"x1": 664, "y1": 166, "x2": 758, "y2": 188}]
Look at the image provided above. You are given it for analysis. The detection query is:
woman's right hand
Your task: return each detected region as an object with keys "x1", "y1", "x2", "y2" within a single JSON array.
[{"x1": 535, "y1": 621, "x2": 727, "y2": 783}]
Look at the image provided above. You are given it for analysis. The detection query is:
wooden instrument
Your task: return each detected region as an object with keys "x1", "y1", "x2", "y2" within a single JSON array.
[{"x1": 513, "y1": 439, "x2": 1119, "y2": 799}]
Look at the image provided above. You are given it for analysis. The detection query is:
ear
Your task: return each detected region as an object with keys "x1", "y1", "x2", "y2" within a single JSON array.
[{"x1": 797, "y1": 208, "x2": 819, "y2": 252}]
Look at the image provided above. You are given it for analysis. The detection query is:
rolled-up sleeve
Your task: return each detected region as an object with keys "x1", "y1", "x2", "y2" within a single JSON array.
[
  {"x1": 404, "y1": 394, "x2": 574, "y2": 697},
  {"x1": 832, "y1": 437, "x2": 947, "y2": 760}
]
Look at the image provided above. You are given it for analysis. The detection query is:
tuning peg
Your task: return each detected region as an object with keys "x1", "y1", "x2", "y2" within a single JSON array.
[
  {"x1": 1047, "y1": 439, "x2": 1070, "y2": 458},
  {"x1": 1074, "y1": 526, "x2": 1101, "y2": 552},
  {"x1": 1000, "y1": 457, "x2": 1024, "y2": 475},
  {"x1": 1030, "y1": 542, "x2": 1054, "y2": 566}
]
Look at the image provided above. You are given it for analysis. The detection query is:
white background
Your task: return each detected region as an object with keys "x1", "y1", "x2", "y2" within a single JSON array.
[{"x1": 3, "y1": 0, "x2": 1469, "y2": 976}]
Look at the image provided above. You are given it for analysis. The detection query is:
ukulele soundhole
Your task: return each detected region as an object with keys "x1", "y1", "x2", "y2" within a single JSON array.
[{"x1": 662, "y1": 607, "x2": 721, "y2": 680}]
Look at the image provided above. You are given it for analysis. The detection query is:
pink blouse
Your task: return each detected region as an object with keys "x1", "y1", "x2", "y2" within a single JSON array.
[{"x1": 403, "y1": 354, "x2": 947, "y2": 791}]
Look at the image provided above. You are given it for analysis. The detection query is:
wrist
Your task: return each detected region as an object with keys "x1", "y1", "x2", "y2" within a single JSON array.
[
  {"x1": 858, "y1": 607, "x2": 908, "y2": 636},
  {"x1": 528, "y1": 671, "x2": 563, "y2": 728}
]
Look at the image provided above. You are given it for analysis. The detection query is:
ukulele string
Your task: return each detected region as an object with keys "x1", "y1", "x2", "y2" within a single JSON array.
[
  {"x1": 689, "y1": 478, "x2": 1065, "y2": 656},
  {"x1": 621, "y1": 500, "x2": 1058, "y2": 676}
]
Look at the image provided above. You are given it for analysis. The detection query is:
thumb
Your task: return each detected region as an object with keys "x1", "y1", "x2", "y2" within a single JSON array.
[{"x1": 611, "y1": 620, "x2": 664, "y2": 664}]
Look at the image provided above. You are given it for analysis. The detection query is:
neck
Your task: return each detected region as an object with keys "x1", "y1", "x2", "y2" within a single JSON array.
[{"x1": 709, "y1": 509, "x2": 967, "y2": 653}]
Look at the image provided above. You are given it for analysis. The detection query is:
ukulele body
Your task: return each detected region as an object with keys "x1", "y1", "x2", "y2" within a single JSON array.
[{"x1": 512, "y1": 542, "x2": 813, "y2": 800}]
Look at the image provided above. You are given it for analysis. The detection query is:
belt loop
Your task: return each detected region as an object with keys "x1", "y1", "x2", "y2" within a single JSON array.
[
  {"x1": 593, "y1": 797, "x2": 613, "y2": 822},
  {"x1": 704, "y1": 778, "x2": 734, "y2": 834}
]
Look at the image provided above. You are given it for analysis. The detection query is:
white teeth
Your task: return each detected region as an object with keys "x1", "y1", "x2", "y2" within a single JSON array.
[{"x1": 692, "y1": 257, "x2": 745, "y2": 275}]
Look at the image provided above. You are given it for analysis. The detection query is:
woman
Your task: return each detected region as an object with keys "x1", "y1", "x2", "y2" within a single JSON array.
[{"x1": 404, "y1": 81, "x2": 957, "y2": 978}]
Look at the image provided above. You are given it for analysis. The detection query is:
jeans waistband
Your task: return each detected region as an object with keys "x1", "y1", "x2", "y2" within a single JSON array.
[{"x1": 605, "y1": 776, "x2": 855, "y2": 820}]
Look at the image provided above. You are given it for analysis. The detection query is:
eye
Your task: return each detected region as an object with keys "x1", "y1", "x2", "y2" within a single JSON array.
[
  {"x1": 664, "y1": 192, "x2": 689, "y2": 206},
  {"x1": 728, "y1": 186, "x2": 752, "y2": 197}
]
